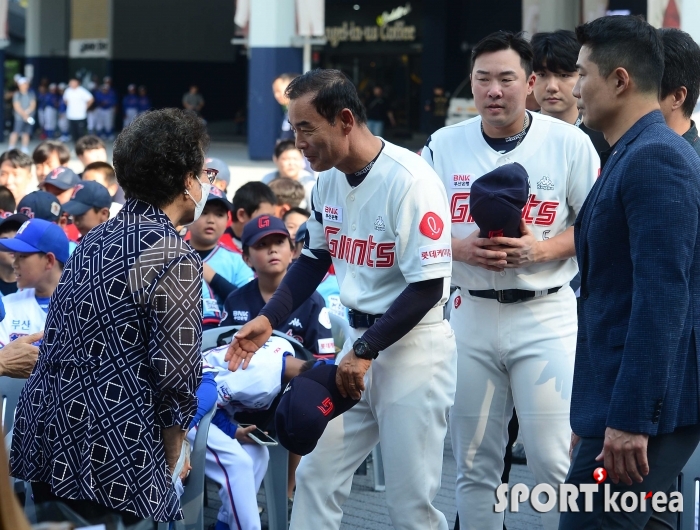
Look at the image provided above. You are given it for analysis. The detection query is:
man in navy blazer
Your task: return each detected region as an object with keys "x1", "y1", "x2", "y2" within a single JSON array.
[{"x1": 561, "y1": 16, "x2": 700, "y2": 529}]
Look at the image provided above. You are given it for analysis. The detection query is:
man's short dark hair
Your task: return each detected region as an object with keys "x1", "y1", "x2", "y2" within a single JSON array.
[
  {"x1": 113, "y1": 109, "x2": 209, "y2": 209},
  {"x1": 0, "y1": 185, "x2": 16, "y2": 213},
  {"x1": 575, "y1": 15, "x2": 664, "y2": 95},
  {"x1": 532, "y1": 30, "x2": 580, "y2": 73},
  {"x1": 75, "y1": 135, "x2": 106, "y2": 156},
  {"x1": 32, "y1": 140, "x2": 70, "y2": 165},
  {"x1": 283, "y1": 206, "x2": 310, "y2": 221},
  {"x1": 659, "y1": 28, "x2": 700, "y2": 119},
  {"x1": 471, "y1": 31, "x2": 534, "y2": 76},
  {"x1": 0, "y1": 149, "x2": 33, "y2": 170},
  {"x1": 84, "y1": 161, "x2": 117, "y2": 186},
  {"x1": 286, "y1": 69, "x2": 367, "y2": 125},
  {"x1": 232, "y1": 181, "x2": 277, "y2": 218},
  {"x1": 274, "y1": 139, "x2": 300, "y2": 159}
]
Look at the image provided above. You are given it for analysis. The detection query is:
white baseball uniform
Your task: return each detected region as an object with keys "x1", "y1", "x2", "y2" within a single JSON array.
[
  {"x1": 290, "y1": 140, "x2": 457, "y2": 530},
  {"x1": 0, "y1": 289, "x2": 47, "y2": 347},
  {"x1": 188, "y1": 336, "x2": 294, "y2": 530},
  {"x1": 422, "y1": 112, "x2": 599, "y2": 530}
]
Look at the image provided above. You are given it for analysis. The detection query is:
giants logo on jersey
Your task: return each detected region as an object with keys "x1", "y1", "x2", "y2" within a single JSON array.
[
  {"x1": 325, "y1": 226, "x2": 395, "y2": 268},
  {"x1": 451, "y1": 193, "x2": 559, "y2": 226}
]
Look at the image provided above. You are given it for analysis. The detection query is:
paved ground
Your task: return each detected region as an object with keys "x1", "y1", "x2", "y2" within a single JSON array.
[{"x1": 202, "y1": 431, "x2": 544, "y2": 530}]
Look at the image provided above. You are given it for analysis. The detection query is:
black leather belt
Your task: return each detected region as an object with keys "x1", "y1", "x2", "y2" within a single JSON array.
[
  {"x1": 468, "y1": 286, "x2": 562, "y2": 304},
  {"x1": 348, "y1": 309, "x2": 384, "y2": 329}
]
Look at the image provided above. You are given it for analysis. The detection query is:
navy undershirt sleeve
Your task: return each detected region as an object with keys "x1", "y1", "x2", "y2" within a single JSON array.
[
  {"x1": 211, "y1": 409, "x2": 239, "y2": 439},
  {"x1": 189, "y1": 371, "x2": 217, "y2": 429},
  {"x1": 209, "y1": 273, "x2": 237, "y2": 301},
  {"x1": 362, "y1": 278, "x2": 444, "y2": 353},
  {"x1": 259, "y1": 252, "x2": 332, "y2": 327}
]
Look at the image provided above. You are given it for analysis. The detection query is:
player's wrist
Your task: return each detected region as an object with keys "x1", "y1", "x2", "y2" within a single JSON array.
[{"x1": 353, "y1": 337, "x2": 379, "y2": 360}]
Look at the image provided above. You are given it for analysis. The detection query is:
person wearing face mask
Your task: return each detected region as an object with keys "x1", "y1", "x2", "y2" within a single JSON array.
[{"x1": 9, "y1": 108, "x2": 207, "y2": 527}]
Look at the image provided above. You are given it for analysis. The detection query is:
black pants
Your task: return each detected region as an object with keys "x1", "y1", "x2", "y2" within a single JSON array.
[
  {"x1": 32, "y1": 481, "x2": 149, "y2": 527},
  {"x1": 559, "y1": 425, "x2": 700, "y2": 529},
  {"x1": 68, "y1": 119, "x2": 86, "y2": 142}
]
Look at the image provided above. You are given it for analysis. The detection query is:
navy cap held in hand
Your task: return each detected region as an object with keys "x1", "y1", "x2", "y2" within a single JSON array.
[
  {"x1": 469, "y1": 162, "x2": 530, "y2": 238},
  {"x1": 275, "y1": 364, "x2": 359, "y2": 455}
]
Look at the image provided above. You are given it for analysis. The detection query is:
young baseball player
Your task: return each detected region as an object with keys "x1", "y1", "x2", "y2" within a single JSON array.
[
  {"x1": 122, "y1": 84, "x2": 140, "y2": 128},
  {"x1": 17, "y1": 191, "x2": 78, "y2": 256},
  {"x1": 61, "y1": 180, "x2": 112, "y2": 238},
  {"x1": 82, "y1": 161, "x2": 122, "y2": 217},
  {"x1": 220, "y1": 182, "x2": 277, "y2": 253},
  {"x1": 190, "y1": 336, "x2": 320, "y2": 530},
  {"x1": 94, "y1": 83, "x2": 117, "y2": 139},
  {"x1": 227, "y1": 69, "x2": 456, "y2": 530},
  {"x1": 422, "y1": 32, "x2": 599, "y2": 530},
  {"x1": 222, "y1": 214, "x2": 335, "y2": 360},
  {"x1": 32, "y1": 140, "x2": 70, "y2": 184},
  {"x1": 0, "y1": 218, "x2": 69, "y2": 347},
  {"x1": 0, "y1": 214, "x2": 28, "y2": 296},
  {"x1": 268, "y1": 177, "x2": 306, "y2": 217},
  {"x1": 0, "y1": 149, "x2": 34, "y2": 204},
  {"x1": 188, "y1": 188, "x2": 254, "y2": 309},
  {"x1": 42, "y1": 84, "x2": 60, "y2": 140},
  {"x1": 282, "y1": 206, "x2": 309, "y2": 241}
]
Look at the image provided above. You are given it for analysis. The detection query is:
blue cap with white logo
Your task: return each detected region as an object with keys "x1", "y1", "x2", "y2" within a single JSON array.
[{"x1": 0, "y1": 218, "x2": 70, "y2": 264}]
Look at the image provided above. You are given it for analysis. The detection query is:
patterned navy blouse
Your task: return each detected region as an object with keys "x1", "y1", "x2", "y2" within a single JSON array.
[{"x1": 10, "y1": 199, "x2": 203, "y2": 522}]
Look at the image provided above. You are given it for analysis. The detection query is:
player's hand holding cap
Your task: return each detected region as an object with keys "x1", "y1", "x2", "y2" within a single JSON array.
[
  {"x1": 275, "y1": 363, "x2": 360, "y2": 455},
  {"x1": 470, "y1": 162, "x2": 530, "y2": 238}
]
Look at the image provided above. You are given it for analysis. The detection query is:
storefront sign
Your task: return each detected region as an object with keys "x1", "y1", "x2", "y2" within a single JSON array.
[
  {"x1": 326, "y1": 20, "x2": 416, "y2": 48},
  {"x1": 69, "y1": 38, "x2": 109, "y2": 58}
]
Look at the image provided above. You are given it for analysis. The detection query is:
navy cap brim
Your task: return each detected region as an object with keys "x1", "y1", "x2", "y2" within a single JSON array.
[
  {"x1": 0, "y1": 238, "x2": 40, "y2": 254},
  {"x1": 206, "y1": 196, "x2": 233, "y2": 211},
  {"x1": 245, "y1": 229, "x2": 290, "y2": 248},
  {"x1": 42, "y1": 181, "x2": 74, "y2": 191},
  {"x1": 0, "y1": 214, "x2": 29, "y2": 230},
  {"x1": 62, "y1": 200, "x2": 93, "y2": 216}
]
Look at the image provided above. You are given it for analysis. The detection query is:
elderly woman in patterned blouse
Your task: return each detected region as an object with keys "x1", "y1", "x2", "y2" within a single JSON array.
[{"x1": 10, "y1": 108, "x2": 213, "y2": 525}]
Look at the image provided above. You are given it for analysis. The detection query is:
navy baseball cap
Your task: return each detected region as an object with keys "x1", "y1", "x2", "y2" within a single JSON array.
[
  {"x1": 17, "y1": 191, "x2": 63, "y2": 222},
  {"x1": 275, "y1": 364, "x2": 360, "y2": 455},
  {"x1": 205, "y1": 157, "x2": 231, "y2": 185},
  {"x1": 0, "y1": 218, "x2": 69, "y2": 264},
  {"x1": 62, "y1": 181, "x2": 112, "y2": 216},
  {"x1": 0, "y1": 213, "x2": 30, "y2": 232},
  {"x1": 242, "y1": 215, "x2": 290, "y2": 248},
  {"x1": 295, "y1": 222, "x2": 308, "y2": 245},
  {"x1": 206, "y1": 186, "x2": 233, "y2": 211},
  {"x1": 470, "y1": 163, "x2": 530, "y2": 238},
  {"x1": 42, "y1": 166, "x2": 81, "y2": 191}
]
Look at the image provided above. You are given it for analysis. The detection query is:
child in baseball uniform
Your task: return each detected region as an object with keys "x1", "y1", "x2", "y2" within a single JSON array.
[
  {"x1": 189, "y1": 336, "x2": 321, "y2": 530},
  {"x1": 222, "y1": 215, "x2": 334, "y2": 360},
  {"x1": 0, "y1": 219, "x2": 69, "y2": 347}
]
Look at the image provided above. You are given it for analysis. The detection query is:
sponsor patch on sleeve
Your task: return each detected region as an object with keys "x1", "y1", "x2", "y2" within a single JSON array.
[
  {"x1": 317, "y1": 338, "x2": 336, "y2": 354},
  {"x1": 419, "y1": 244, "x2": 452, "y2": 266},
  {"x1": 419, "y1": 212, "x2": 444, "y2": 240},
  {"x1": 203, "y1": 299, "x2": 220, "y2": 314}
]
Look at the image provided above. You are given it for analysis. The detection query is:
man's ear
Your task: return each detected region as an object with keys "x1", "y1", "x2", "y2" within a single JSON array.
[
  {"x1": 671, "y1": 86, "x2": 688, "y2": 111},
  {"x1": 100, "y1": 207, "x2": 110, "y2": 222},
  {"x1": 236, "y1": 208, "x2": 248, "y2": 224},
  {"x1": 612, "y1": 66, "x2": 631, "y2": 94},
  {"x1": 339, "y1": 108, "x2": 355, "y2": 135},
  {"x1": 45, "y1": 251, "x2": 57, "y2": 270}
]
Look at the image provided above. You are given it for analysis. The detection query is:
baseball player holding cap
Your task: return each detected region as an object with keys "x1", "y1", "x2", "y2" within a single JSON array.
[
  {"x1": 422, "y1": 31, "x2": 598, "y2": 530},
  {"x1": 0, "y1": 219, "x2": 69, "y2": 347},
  {"x1": 226, "y1": 69, "x2": 456, "y2": 530},
  {"x1": 62, "y1": 181, "x2": 112, "y2": 238}
]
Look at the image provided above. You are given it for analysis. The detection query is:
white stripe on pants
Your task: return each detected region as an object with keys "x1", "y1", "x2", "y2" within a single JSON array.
[
  {"x1": 187, "y1": 423, "x2": 268, "y2": 530},
  {"x1": 290, "y1": 306, "x2": 457, "y2": 530},
  {"x1": 449, "y1": 287, "x2": 576, "y2": 530}
]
